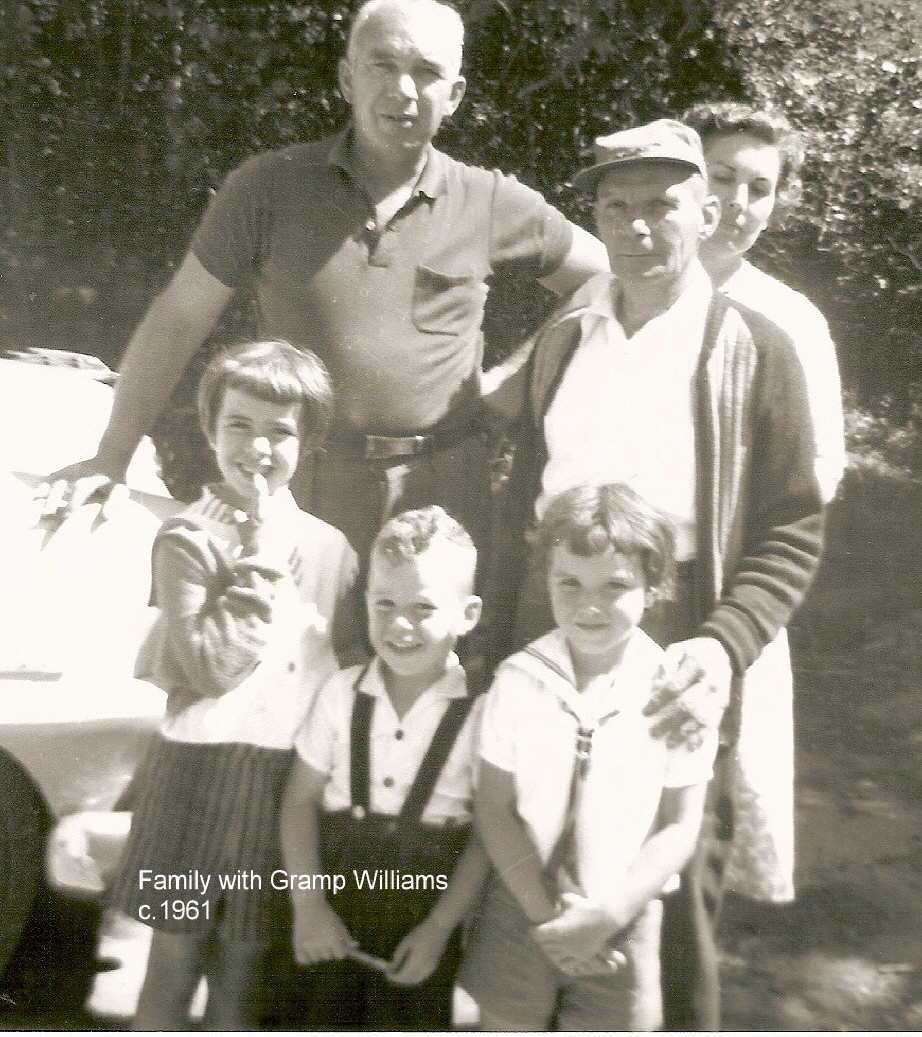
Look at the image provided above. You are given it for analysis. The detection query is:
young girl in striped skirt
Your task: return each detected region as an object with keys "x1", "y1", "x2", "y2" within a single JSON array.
[{"x1": 107, "y1": 340, "x2": 357, "y2": 1029}]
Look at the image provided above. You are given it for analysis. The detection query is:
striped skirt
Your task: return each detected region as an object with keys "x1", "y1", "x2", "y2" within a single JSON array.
[{"x1": 106, "y1": 737, "x2": 294, "y2": 940}]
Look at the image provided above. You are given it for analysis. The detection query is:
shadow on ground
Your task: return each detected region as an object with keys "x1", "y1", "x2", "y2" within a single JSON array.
[{"x1": 720, "y1": 469, "x2": 922, "y2": 1031}]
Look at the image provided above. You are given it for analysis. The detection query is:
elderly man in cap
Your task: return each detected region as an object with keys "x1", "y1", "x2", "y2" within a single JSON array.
[{"x1": 486, "y1": 118, "x2": 824, "y2": 1030}]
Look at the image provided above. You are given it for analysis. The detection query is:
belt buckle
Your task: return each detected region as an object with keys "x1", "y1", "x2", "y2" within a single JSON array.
[{"x1": 362, "y1": 434, "x2": 429, "y2": 460}]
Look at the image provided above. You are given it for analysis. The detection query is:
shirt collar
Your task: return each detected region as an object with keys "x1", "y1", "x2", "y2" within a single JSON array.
[
  {"x1": 518, "y1": 628, "x2": 655, "y2": 718},
  {"x1": 526, "y1": 629, "x2": 578, "y2": 685},
  {"x1": 362, "y1": 653, "x2": 468, "y2": 701},
  {"x1": 580, "y1": 274, "x2": 619, "y2": 322},
  {"x1": 519, "y1": 630, "x2": 594, "y2": 719},
  {"x1": 326, "y1": 126, "x2": 447, "y2": 200},
  {"x1": 664, "y1": 259, "x2": 713, "y2": 327},
  {"x1": 580, "y1": 259, "x2": 713, "y2": 344}
]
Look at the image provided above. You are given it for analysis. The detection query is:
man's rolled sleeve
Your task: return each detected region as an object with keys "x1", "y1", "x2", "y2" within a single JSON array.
[
  {"x1": 488, "y1": 173, "x2": 574, "y2": 281},
  {"x1": 190, "y1": 153, "x2": 274, "y2": 290}
]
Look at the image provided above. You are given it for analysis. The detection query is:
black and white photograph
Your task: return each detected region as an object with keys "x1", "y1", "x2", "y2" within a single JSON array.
[{"x1": 0, "y1": 0, "x2": 919, "y2": 1030}]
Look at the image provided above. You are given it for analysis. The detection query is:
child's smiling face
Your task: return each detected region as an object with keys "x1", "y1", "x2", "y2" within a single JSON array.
[
  {"x1": 548, "y1": 544, "x2": 649, "y2": 678},
  {"x1": 207, "y1": 387, "x2": 301, "y2": 505},
  {"x1": 366, "y1": 543, "x2": 480, "y2": 696}
]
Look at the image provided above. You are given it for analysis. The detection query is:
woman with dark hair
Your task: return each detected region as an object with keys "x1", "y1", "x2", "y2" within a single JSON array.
[
  {"x1": 684, "y1": 101, "x2": 845, "y2": 502},
  {"x1": 675, "y1": 101, "x2": 843, "y2": 920}
]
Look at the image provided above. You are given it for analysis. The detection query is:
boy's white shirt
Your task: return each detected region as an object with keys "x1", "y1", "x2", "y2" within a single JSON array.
[
  {"x1": 479, "y1": 627, "x2": 717, "y2": 904},
  {"x1": 295, "y1": 655, "x2": 483, "y2": 826}
]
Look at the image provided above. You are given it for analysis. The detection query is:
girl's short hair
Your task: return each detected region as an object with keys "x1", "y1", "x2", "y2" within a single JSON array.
[
  {"x1": 682, "y1": 101, "x2": 805, "y2": 210},
  {"x1": 530, "y1": 483, "x2": 676, "y2": 594},
  {"x1": 197, "y1": 340, "x2": 333, "y2": 440}
]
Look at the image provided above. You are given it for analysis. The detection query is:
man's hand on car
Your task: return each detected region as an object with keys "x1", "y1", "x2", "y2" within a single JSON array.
[{"x1": 35, "y1": 456, "x2": 129, "y2": 527}]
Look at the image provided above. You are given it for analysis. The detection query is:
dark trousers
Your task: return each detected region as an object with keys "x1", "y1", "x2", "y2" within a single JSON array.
[
  {"x1": 660, "y1": 836, "x2": 721, "y2": 1030},
  {"x1": 292, "y1": 432, "x2": 495, "y2": 685},
  {"x1": 643, "y1": 565, "x2": 722, "y2": 1031},
  {"x1": 296, "y1": 941, "x2": 459, "y2": 1032},
  {"x1": 292, "y1": 432, "x2": 493, "y2": 578},
  {"x1": 297, "y1": 811, "x2": 468, "y2": 1032}
]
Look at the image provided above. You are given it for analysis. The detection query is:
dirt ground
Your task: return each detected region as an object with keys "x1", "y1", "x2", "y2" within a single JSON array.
[{"x1": 720, "y1": 470, "x2": 922, "y2": 1030}]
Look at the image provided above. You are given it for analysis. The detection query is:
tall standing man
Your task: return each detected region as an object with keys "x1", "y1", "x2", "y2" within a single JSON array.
[
  {"x1": 40, "y1": 0, "x2": 607, "y2": 598},
  {"x1": 486, "y1": 119, "x2": 825, "y2": 1029}
]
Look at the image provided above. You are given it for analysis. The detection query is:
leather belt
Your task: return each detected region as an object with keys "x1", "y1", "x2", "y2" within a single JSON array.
[{"x1": 326, "y1": 421, "x2": 480, "y2": 461}]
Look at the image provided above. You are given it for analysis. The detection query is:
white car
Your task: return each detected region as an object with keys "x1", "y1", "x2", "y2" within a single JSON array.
[{"x1": 0, "y1": 354, "x2": 181, "y2": 977}]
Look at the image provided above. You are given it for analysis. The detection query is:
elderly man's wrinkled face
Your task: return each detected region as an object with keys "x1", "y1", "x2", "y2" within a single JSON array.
[{"x1": 594, "y1": 164, "x2": 719, "y2": 294}]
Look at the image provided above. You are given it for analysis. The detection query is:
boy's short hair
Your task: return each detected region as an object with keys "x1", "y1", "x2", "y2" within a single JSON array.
[
  {"x1": 197, "y1": 339, "x2": 333, "y2": 440},
  {"x1": 530, "y1": 483, "x2": 676, "y2": 594},
  {"x1": 371, "y1": 505, "x2": 477, "y2": 593}
]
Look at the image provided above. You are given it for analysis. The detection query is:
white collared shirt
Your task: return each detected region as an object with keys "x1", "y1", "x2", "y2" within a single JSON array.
[
  {"x1": 479, "y1": 628, "x2": 716, "y2": 903},
  {"x1": 295, "y1": 656, "x2": 482, "y2": 825},
  {"x1": 539, "y1": 263, "x2": 713, "y2": 560}
]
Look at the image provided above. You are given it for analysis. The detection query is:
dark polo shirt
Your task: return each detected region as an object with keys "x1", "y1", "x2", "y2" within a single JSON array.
[{"x1": 191, "y1": 130, "x2": 573, "y2": 436}]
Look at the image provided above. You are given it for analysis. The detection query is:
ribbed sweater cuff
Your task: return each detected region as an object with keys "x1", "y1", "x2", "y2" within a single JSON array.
[{"x1": 699, "y1": 611, "x2": 765, "y2": 677}]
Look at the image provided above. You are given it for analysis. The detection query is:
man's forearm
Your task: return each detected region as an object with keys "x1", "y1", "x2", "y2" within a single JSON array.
[
  {"x1": 98, "y1": 252, "x2": 234, "y2": 471},
  {"x1": 701, "y1": 318, "x2": 827, "y2": 674},
  {"x1": 99, "y1": 319, "x2": 199, "y2": 469}
]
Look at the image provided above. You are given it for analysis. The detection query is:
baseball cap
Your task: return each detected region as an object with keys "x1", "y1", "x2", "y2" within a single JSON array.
[{"x1": 573, "y1": 118, "x2": 707, "y2": 190}]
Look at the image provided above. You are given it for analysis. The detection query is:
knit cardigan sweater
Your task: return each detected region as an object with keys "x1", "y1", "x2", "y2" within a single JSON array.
[
  {"x1": 135, "y1": 485, "x2": 357, "y2": 748},
  {"x1": 488, "y1": 278, "x2": 825, "y2": 695}
]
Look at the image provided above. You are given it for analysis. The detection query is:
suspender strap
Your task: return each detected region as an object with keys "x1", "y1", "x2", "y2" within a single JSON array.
[
  {"x1": 348, "y1": 665, "x2": 474, "y2": 825},
  {"x1": 399, "y1": 696, "x2": 475, "y2": 826},
  {"x1": 349, "y1": 666, "x2": 375, "y2": 812}
]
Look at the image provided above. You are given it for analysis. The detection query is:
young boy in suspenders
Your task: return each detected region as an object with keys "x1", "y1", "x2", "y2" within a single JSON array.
[{"x1": 279, "y1": 505, "x2": 488, "y2": 1030}]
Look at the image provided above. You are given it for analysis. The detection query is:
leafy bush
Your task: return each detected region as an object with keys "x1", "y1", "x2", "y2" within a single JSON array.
[
  {"x1": 1, "y1": 0, "x2": 917, "y2": 494},
  {"x1": 843, "y1": 389, "x2": 922, "y2": 480},
  {"x1": 0, "y1": 1, "x2": 352, "y2": 253},
  {"x1": 711, "y1": 0, "x2": 921, "y2": 417},
  {"x1": 1, "y1": 0, "x2": 744, "y2": 356}
]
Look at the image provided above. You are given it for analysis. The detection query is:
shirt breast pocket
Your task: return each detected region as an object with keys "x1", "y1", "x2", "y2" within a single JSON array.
[{"x1": 411, "y1": 265, "x2": 485, "y2": 336}]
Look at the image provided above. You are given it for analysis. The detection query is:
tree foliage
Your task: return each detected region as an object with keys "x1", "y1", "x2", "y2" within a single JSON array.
[
  {"x1": 0, "y1": 0, "x2": 917, "y2": 495},
  {"x1": 1, "y1": 0, "x2": 744, "y2": 264},
  {"x1": 713, "y1": 0, "x2": 920, "y2": 416}
]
